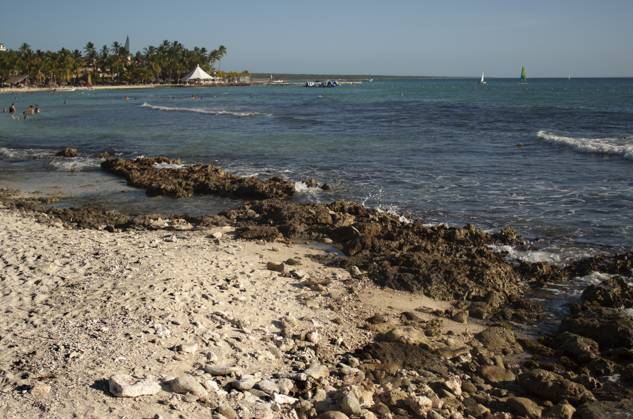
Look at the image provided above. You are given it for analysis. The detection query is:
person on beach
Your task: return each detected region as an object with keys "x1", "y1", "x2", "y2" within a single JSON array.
[{"x1": 9, "y1": 103, "x2": 16, "y2": 116}]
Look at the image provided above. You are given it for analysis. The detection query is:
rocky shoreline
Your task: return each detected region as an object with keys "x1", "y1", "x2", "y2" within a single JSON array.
[{"x1": 1, "y1": 155, "x2": 632, "y2": 418}]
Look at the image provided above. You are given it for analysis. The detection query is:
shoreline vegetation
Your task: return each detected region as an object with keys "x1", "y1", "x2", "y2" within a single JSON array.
[
  {"x1": 0, "y1": 40, "x2": 251, "y2": 90},
  {"x1": 1, "y1": 151, "x2": 632, "y2": 417}
]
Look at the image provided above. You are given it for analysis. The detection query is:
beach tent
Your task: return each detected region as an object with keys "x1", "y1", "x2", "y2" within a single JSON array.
[
  {"x1": 6, "y1": 75, "x2": 28, "y2": 86},
  {"x1": 181, "y1": 65, "x2": 216, "y2": 82}
]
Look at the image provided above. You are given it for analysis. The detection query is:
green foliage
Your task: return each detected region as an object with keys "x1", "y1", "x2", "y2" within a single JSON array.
[{"x1": 0, "y1": 40, "x2": 230, "y2": 85}]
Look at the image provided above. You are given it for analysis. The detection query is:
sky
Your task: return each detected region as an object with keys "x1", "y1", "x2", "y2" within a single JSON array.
[{"x1": 1, "y1": 0, "x2": 632, "y2": 77}]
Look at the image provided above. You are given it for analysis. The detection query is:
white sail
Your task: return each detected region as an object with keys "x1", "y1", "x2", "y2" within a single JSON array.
[{"x1": 480, "y1": 72, "x2": 486, "y2": 84}]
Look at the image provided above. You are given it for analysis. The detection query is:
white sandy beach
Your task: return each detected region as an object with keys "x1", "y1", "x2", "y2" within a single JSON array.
[{"x1": 0, "y1": 204, "x2": 470, "y2": 418}]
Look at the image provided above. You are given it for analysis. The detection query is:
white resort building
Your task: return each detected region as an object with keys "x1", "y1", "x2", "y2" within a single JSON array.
[{"x1": 0, "y1": 43, "x2": 7, "y2": 52}]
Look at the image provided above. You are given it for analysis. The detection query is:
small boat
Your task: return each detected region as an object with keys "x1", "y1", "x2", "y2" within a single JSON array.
[
  {"x1": 568, "y1": 73, "x2": 572, "y2": 80},
  {"x1": 480, "y1": 72, "x2": 487, "y2": 85},
  {"x1": 304, "y1": 80, "x2": 339, "y2": 88},
  {"x1": 520, "y1": 65, "x2": 528, "y2": 84}
]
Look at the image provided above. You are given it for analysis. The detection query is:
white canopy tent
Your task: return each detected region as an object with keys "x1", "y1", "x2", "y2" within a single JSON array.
[{"x1": 181, "y1": 65, "x2": 220, "y2": 83}]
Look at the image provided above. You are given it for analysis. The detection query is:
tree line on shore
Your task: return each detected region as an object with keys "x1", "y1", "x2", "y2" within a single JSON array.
[{"x1": 0, "y1": 40, "x2": 249, "y2": 86}]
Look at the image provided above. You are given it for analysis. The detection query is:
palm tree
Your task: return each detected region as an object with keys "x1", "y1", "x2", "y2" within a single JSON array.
[{"x1": 84, "y1": 42, "x2": 97, "y2": 84}]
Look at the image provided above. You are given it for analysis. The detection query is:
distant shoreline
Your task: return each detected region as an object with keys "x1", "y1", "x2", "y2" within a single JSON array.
[{"x1": 0, "y1": 84, "x2": 177, "y2": 95}]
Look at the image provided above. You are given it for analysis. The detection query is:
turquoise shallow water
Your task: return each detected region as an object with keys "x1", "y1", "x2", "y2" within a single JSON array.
[{"x1": 1, "y1": 78, "x2": 632, "y2": 255}]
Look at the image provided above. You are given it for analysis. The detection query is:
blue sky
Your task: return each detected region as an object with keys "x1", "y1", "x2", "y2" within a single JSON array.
[{"x1": 1, "y1": 0, "x2": 632, "y2": 77}]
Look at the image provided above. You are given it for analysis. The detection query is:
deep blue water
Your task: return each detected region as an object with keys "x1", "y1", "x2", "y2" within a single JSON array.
[{"x1": 1, "y1": 78, "x2": 632, "y2": 256}]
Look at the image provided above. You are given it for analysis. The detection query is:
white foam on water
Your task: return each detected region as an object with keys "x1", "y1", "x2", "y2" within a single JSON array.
[
  {"x1": 48, "y1": 157, "x2": 102, "y2": 172},
  {"x1": 141, "y1": 102, "x2": 271, "y2": 117},
  {"x1": 375, "y1": 206, "x2": 413, "y2": 224},
  {"x1": 153, "y1": 162, "x2": 187, "y2": 170},
  {"x1": 536, "y1": 130, "x2": 633, "y2": 160},
  {"x1": 0, "y1": 147, "x2": 54, "y2": 160},
  {"x1": 489, "y1": 244, "x2": 564, "y2": 264}
]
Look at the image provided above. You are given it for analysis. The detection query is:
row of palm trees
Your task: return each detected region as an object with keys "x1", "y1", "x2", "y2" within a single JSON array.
[{"x1": 0, "y1": 40, "x2": 234, "y2": 86}]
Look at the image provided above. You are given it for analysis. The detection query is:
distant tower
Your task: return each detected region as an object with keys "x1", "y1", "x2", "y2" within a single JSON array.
[{"x1": 124, "y1": 36, "x2": 130, "y2": 53}]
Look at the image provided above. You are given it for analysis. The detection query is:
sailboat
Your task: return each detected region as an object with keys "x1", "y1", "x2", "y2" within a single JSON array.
[
  {"x1": 520, "y1": 65, "x2": 528, "y2": 84},
  {"x1": 480, "y1": 72, "x2": 487, "y2": 85},
  {"x1": 568, "y1": 73, "x2": 572, "y2": 80}
]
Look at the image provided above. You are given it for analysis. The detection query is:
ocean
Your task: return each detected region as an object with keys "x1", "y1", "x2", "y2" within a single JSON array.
[{"x1": 1, "y1": 77, "x2": 632, "y2": 259}]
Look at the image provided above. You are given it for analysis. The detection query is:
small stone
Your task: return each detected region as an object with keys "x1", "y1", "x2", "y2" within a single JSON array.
[
  {"x1": 406, "y1": 395, "x2": 433, "y2": 416},
  {"x1": 255, "y1": 379, "x2": 279, "y2": 395},
  {"x1": 204, "y1": 364, "x2": 237, "y2": 376},
  {"x1": 211, "y1": 231, "x2": 223, "y2": 239},
  {"x1": 339, "y1": 390, "x2": 362, "y2": 416},
  {"x1": 267, "y1": 262, "x2": 285, "y2": 273},
  {"x1": 30, "y1": 382, "x2": 51, "y2": 398},
  {"x1": 506, "y1": 397, "x2": 543, "y2": 419},
  {"x1": 290, "y1": 269, "x2": 308, "y2": 279},
  {"x1": 278, "y1": 378, "x2": 294, "y2": 395},
  {"x1": 305, "y1": 363, "x2": 329, "y2": 380},
  {"x1": 274, "y1": 393, "x2": 298, "y2": 404},
  {"x1": 109, "y1": 374, "x2": 161, "y2": 398},
  {"x1": 176, "y1": 343, "x2": 198, "y2": 354},
  {"x1": 451, "y1": 310, "x2": 468, "y2": 324},
  {"x1": 443, "y1": 375, "x2": 462, "y2": 396},
  {"x1": 480, "y1": 365, "x2": 516, "y2": 383},
  {"x1": 319, "y1": 412, "x2": 349, "y2": 419},
  {"x1": 306, "y1": 330, "x2": 320, "y2": 344},
  {"x1": 154, "y1": 323, "x2": 171, "y2": 338},
  {"x1": 349, "y1": 266, "x2": 362, "y2": 277},
  {"x1": 166, "y1": 375, "x2": 207, "y2": 398},
  {"x1": 543, "y1": 401, "x2": 575, "y2": 419},
  {"x1": 231, "y1": 375, "x2": 259, "y2": 391},
  {"x1": 217, "y1": 404, "x2": 238, "y2": 419}
]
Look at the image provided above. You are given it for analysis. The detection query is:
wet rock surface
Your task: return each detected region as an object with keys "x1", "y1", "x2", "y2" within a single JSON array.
[{"x1": 101, "y1": 157, "x2": 296, "y2": 200}]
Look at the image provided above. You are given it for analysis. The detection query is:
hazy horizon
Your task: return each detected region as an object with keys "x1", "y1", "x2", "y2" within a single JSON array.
[{"x1": 1, "y1": 0, "x2": 632, "y2": 78}]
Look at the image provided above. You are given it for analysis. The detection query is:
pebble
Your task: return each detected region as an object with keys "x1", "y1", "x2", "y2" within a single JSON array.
[
  {"x1": 204, "y1": 364, "x2": 237, "y2": 376},
  {"x1": 278, "y1": 378, "x2": 294, "y2": 395},
  {"x1": 319, "y1": 412, "x2": 349, "y2": 419},
  {"x1": 231, "y1": 375, "x2": 259, "y2": 391},
  {"x1": 108, "y1": 374, "x2": 161, "y2": 398},
  {"x1": 176, "y1": 343, "x2": 198, "y2": 354},
  {"x1": 255, "y1": 379, "x2": 280, "y2": 395},
  {"x1": 266, "y1": 262, "x2": 285, "y2": 273},
  {"x1": 166, "y1": 375, "x2": 207, "y2": 398},
  {"x1": 339, "y1": 390, "x2": 362, "y2": 416},
  {"x1": 273, "y1": 393, "x2": 298, "y2": 404},
  {"x1": 29, "y1": 382, "x2": 51, "y2": 399},
  {"x1": 305, "y1": 363, "x2": 329, "y2": 380}
]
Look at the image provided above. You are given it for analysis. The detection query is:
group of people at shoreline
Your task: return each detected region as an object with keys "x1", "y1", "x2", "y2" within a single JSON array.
[{"x1": 2, "y1": 102, "x2": 40, "y2": 119}]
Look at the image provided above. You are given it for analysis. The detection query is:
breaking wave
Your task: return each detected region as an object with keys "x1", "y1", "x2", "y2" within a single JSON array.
[
  {"x1": 141, "y1": 103, "x2": 271, "y2": 117},
  {"x1": 0, "y1": 147, "x2": 54, "y2": 160},
  {"x1": 49, "y1": 157, "x2": 101, "y2": 172},
  {"x1": 536, "y1": 131, "x2": 633, "y2": 161}
]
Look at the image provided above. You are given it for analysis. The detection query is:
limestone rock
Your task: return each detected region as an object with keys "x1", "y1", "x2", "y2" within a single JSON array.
[
  {"x1": 108, "y1": 374, "x2": 161, "y2": 398},
  {"x1": 231, "y1": 375, "x2": 259, "y2": 391},
  {"x1": 305, "y1": 363, "x2": 329, "y2": 380},
  {"x1": 476, "y1": 326, "x2": 522, "y2": 354},
  {"x1": 505, "y1": 396, "x2": 543, "y2": 419},
  {"x1": 480, "y1": 365, "x2": 516, "y2": 383},
  {"x1": 318, "y1": 412, "x2": 349, "y2": 419},
  {"x1": 543, "y1": 401, "x2": 576, "y2": 419},
  {"x1": 166, "y1": 375, "x2": 207, "y2": 398},
  {"x1": 339, "y1": 390, "x2": 362, "y2": 416},
  {"x1": 518, "y1": 369, "x2": 595, "y2": 405},
  {"x1": 204, "y1": 364, "x2": 237, "y2": 376}
]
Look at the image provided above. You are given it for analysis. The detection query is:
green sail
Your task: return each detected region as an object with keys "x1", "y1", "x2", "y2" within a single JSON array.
[{"x1": 520, "y1": 65, "x2": 527, "y2": 81}]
